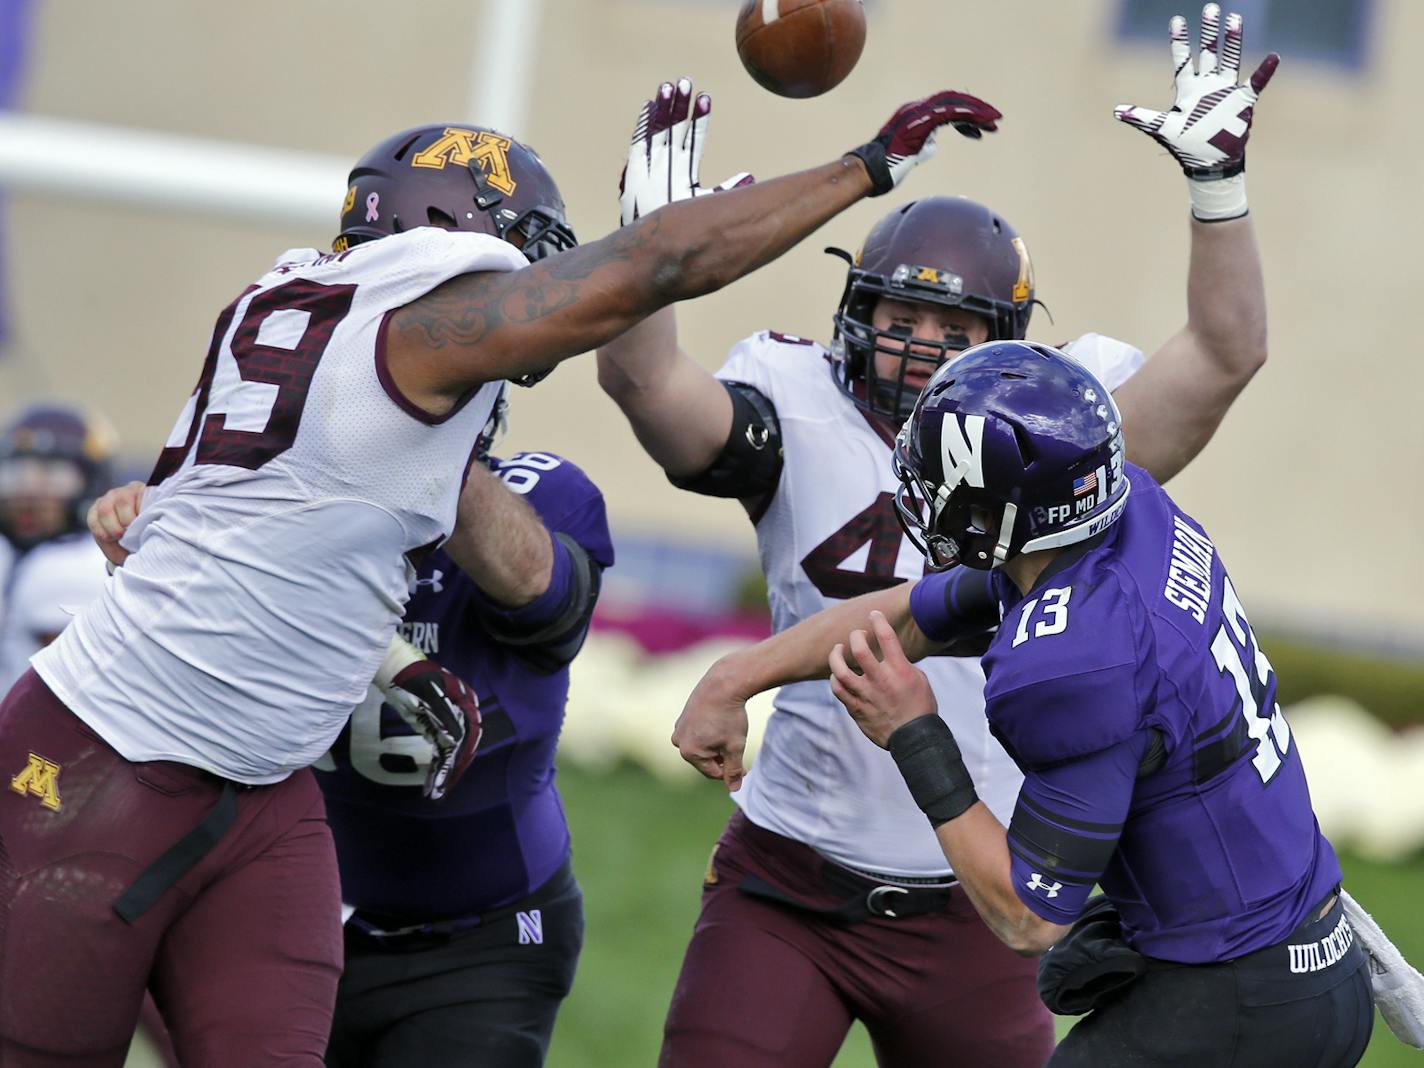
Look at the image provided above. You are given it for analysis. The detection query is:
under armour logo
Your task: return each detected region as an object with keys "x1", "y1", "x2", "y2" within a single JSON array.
[
  {"x1": 1026, "y1": 873, "x2": 1062, "y2": 898},
  {"x1": 517, "y1": 909, "x2": 544, "y2": 945},
  {"x1": 744, "y1": 424, "x2": 770, "y2": 450},
  {"x1": 413, "y1": 570, "x2": 444, "y2": 594}
]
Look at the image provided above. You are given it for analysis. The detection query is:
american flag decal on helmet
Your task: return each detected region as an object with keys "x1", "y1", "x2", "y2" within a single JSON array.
[{"x1": 1073, "y1": 471, "x2": 1098, "y2": 497}]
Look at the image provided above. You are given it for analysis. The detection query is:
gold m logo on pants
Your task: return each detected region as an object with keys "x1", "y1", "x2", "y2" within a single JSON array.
[{"x1": 10, "y1": 752, "x2": 62, "y2": 811}]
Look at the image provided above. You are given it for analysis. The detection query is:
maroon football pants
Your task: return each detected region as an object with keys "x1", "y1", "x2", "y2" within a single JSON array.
[
  {"x1": 0, "y1": 670, "x2": 343, "y2": 1066},
  {"x1": 660, "y1": 810, "x2": 1054, "y2": 1068}
]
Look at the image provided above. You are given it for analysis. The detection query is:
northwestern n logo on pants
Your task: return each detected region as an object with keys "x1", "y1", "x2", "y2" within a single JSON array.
[{"x1": 517, "y1": 909, "x2": 544, "y2": 945}]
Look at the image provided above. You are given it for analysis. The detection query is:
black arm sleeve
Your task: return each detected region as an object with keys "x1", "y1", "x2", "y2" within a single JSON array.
[
  {"x1": 470, "y1": 532, "x2": 602, "y2": 674},
  {"x1": 666, "y1": 381, "x2": 783, "y2": 500}
]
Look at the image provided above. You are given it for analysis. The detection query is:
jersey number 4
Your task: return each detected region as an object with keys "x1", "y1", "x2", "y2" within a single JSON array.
[
  {"x1": 150, "y1": 279, "x2": 357, "y2": 482},
  {"x1": 800, "y1": 493, "x2": 928, "y2": 600}
]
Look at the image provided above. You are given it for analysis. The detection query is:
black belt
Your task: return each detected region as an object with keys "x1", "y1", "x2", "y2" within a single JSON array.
[
  {"x1": 113, "y1": 779, "x2": 239, "y2": 925},
  {"x1": 348, "y1": 856, "x2": 577, "y2": 950},
  {"x1": 739, "y1": 861, "x2": 956, "y2": 924}
]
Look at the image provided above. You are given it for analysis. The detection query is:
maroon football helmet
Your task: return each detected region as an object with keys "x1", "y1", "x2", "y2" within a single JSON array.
[
  {"x1": 829, "y1": 196, "x2": 1036, "y2": 423},
  {"x1": 334, "y1": 124, "x2": 577, "y2": 262}
]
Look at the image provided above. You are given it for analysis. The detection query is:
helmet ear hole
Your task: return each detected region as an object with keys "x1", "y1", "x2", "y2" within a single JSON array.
[{"x1": 426, "y1": 207, "x2": 457, "y2": 229}]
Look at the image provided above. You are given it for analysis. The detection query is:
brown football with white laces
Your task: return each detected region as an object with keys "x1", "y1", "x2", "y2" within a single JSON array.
[{"x1": 735, "y1": 0, "x2": 867, "y2": 99}]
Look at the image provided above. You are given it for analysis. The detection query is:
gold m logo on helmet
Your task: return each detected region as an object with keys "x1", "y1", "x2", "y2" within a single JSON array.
[
  {"x1": 410, "y1": 129, "x2": 518, "y2": 195},
  {"x1": 10, "y1": 753, "x2": 61, "y2": 811},
  {"x1": 1011, "y1": 237, "x2": 1035, "y2": 304}
]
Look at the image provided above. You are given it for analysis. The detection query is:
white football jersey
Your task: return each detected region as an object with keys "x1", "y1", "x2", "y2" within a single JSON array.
[
  {"x1": 0, "y1": 534, "x2": 108, "y2": 694},
  {"x1": 35, "y1": 228, "x2": 524, "y2": 783},
  {"x1": 719, "y1": 331, "x2": 1145, "y2": 876}
]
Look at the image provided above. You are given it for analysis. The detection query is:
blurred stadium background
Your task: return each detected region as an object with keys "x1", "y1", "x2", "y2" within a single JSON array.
[{"x1": 2, "y1": 0, "x2": 1420, "y2": 1063}]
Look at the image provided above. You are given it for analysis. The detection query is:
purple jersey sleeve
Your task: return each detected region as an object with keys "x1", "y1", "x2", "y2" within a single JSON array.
[
  {"x1": 499, "y1": 451, "x2": 614, "y2": 570},
  {"x1": 462, "y1": 452, "x2": 613, "y2": 643},
  {"x1": 1007, "y1": 732, "x2": 1150, "y2": 924},
  {"x1": 908, "y1": 567, "x2": 998, "y2": 645}
]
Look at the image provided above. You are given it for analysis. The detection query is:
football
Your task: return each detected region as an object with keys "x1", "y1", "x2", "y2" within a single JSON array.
[{"x1": 735, "y1": 0, "x2": 867, "y2": 99}]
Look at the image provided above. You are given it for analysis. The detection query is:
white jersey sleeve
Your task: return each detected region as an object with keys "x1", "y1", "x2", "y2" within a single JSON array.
[
  {"x1": 715, "y1": 330, "x2": 816, "y2": 397},
  {"x1": 35, "y1": 228, "x2": 524, "y2": 783},
  {"x1": 1061, "y1": 332, "x2": 1146, "y2": 392}
]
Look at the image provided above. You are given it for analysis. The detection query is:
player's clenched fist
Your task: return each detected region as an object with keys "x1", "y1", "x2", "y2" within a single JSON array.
[{"x1": 87, "y1": 479, "x2": 146, "y2": 568}]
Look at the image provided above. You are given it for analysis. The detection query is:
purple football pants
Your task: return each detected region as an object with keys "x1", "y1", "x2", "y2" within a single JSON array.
[
  {"x1": 660, "y1": 810, "x2": 1054, "y2": 1068},
  {"x1": 0, "y1": 669, "x2": 343, "y2": 1066}
]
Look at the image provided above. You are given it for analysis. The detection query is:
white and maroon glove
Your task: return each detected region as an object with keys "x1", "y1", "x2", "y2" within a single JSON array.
[
  {"x1": 374, "y1": 636, "x2": 481, "y2": 801},
  {"x1": 1114, "y1": 3, "x2": 1279, "y2": 221},
  {"x1": 847, "y1": 90, "x2": 1001, "y2": 196},
  {"x1": 620, "y1": 77, "x2": 754, "y2": 226}
]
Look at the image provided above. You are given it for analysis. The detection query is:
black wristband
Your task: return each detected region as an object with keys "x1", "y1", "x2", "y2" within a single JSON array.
[
  {"x1": 1182, "y1": 157, "x2": 1246, "y2": 182},
  {"x1": 887, "y1": 714, "x2": 978, "y2": 828},
  {"x1": 844, "y1": 135, "x2": 894, "y2": 196}
]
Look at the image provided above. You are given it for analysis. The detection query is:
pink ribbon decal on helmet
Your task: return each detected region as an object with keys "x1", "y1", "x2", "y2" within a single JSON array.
[{"x1": 365, "y1": 193, "x2": 380, "y2": 222}]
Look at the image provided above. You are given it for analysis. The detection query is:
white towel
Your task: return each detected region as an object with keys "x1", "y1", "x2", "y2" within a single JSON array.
[{"x1": 1341, "y1": 888, "x2": 1424, "y2": 1049}]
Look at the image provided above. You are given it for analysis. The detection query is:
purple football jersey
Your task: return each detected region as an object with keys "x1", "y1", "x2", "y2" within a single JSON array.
[
  {"x1": 916, "y1": 463, "x2": 1340, "y2": 963},
  {"x1": 315, "y1": 451, "x2": 613, "y2": 919}
]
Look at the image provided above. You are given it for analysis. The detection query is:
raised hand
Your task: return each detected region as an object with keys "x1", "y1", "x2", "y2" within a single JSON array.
[
  {"x1": 1115, "y1": 3, "x2": 1278, "y2": 181},
  {"x1": 620, "y1": 77, "x2": 754, "y2": 226},
  {"x1": 847, "y1": 90, "x2": 1001, "y2": 196}
]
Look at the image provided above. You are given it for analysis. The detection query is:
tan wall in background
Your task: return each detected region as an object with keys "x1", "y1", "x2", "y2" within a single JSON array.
[{"x1": 3, "y1": 0, "x2": 1420, "y2": 640}]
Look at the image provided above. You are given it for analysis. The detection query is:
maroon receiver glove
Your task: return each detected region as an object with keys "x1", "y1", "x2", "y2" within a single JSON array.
[
  {"x1": 385, "y1": 660, "x2": 482, "y2": 800},
  {"x1": 847, "y1": 91, "x2": 1002, "y2": 196}
]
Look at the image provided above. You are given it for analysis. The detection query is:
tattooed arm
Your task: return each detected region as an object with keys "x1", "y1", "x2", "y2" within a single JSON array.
[{"x1": 385, "y1": 159, "x2": 872, "y2": 412}]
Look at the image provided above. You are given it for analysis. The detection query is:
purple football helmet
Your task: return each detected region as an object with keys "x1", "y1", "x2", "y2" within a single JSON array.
[
  {"x1": 892, "y1": 341, "x2": 1129, "y2": 571},
  {"x1": 830, "y1": 197, "x2": 1036, "y2": 423},
  {"x1": 334, "y1": 124, "x2": 577, "y2": 262},
  {"x1": 0, "y1": 403, "x2": 117, "y2": 549}
]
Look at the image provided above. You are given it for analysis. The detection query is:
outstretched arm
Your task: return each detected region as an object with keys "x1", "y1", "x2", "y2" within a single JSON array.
[
  {"x1": 597, "y1": 81, "x2": 747, "y2": 480},
  {"x1": 387, "y1": 87, "x2": 1003, "y2": 414},
  {"x1": 598, "y1": 307, "x2": 731, "y2": 480},
  {"x1": 672, "y1": 581, "x2": 933, "y2": 790},
  {"x1": 1111, "y1": 4, "x2": 1279, "y2": 482}
]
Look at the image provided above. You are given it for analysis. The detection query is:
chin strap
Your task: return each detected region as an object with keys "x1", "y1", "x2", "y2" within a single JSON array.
[{"x1": 992, "y1": 502, "x2": 1018, "y2": 567}]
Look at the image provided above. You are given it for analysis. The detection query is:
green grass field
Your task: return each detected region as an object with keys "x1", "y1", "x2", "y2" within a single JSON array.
[
  {"x1": 551, "y1": 761, "x2": 1424, "y2": 1068},
  {"x1": 123, "y1": 760, "x2": 1423, "y2": 1066}
]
